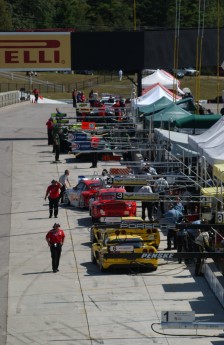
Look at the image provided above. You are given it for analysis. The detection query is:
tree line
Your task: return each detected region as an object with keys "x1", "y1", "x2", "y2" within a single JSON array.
[{"x1": 0, "y1": 0, "x2": 223, "y2": 32}]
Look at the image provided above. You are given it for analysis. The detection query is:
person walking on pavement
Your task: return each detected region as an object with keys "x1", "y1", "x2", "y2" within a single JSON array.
[
  {"x1": 33, "y1": 88, "x2": 39, "y2": 103},
  {"x1": 44, "y1": 180, "x2": 62, "y2": 218},
  {"x1": 46, "y1": 118, "x2": 54, "y2": 145},
  {"x1": 46, "y1": 223, "x2": 65, "y2": 273},
  {"x1": 59, "y1": 169, "x2": 71, "y2": 203}
]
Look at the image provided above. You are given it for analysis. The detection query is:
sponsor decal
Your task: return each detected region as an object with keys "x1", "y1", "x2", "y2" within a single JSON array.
[
  {"x1": 107, "y1": 177, "x2": 148, "y2": 185},
  {"x1": 72, "y1": 143, "x2": 80, "y2": 150},
  {"x1": 116, "y1": 192, "x2": 159, "y2": 201},
  {"x1": 0, "y1": 33, "x2": 71, "y2": 70},
  {"x1": 71, "y1": 141, "x2": 91, "y2": 151},
  {"x1": 121, "y1": 223, "x2": 152, "y2": 229},
  {"x1": 82, "y1": 122, "x2": 95, "y2": 130},
  {"x1": 141, "y1": 253, "x2": 174, "y2": 259}
]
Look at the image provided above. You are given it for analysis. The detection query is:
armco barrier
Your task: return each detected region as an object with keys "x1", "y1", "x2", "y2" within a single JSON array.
[{"x1": 0, "y1": 91, "x2": 20, "y2": 108}]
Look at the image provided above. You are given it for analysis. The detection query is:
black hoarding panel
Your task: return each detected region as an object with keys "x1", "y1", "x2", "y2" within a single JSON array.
[
  {"x1": 71, "y1": 29, "x2": 224, "y2": 72},
  {"x1": 144, "y1": 30, "x2": 176, "y2": 69},
  {"x1": 71, "y1": 32, "x2": 144, "y2": 72},
  {"x1": 144, "y1": 28, "x2": 224, "y2": 69}
]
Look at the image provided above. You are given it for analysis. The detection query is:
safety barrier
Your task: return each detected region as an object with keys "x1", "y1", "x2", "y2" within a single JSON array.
[{"x1": 0, "y1": 91, "x2": 20, "y2": 108}]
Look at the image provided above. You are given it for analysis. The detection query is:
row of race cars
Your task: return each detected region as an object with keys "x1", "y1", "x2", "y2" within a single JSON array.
[
  {"x1": 62, "y1": 170, "x2": 224, "y2": 273},
  {"x1": 50, "y1": 100, "x2": 135, "y2": 158},
  {"x1": 62, "y1": 173, "x2": 162, "y2": 272}
]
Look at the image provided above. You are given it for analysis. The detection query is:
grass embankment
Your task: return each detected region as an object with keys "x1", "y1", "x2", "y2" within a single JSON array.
[{"x1": 0, "y1": 72, "x2": 223, "y2": 101}]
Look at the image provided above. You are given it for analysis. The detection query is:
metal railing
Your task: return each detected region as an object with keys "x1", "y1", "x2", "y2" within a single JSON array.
[{"x1": 0, "y1": 74, "x2": 118, "y2": 94}]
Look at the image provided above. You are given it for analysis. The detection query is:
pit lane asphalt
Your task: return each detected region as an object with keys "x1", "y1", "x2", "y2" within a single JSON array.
[{"x1": 0, "y1": 101, "x2": 224, "y2": 345}]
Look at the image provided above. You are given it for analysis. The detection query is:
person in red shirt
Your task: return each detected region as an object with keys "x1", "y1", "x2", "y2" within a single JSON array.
[
  {"x1": 33, "y1": 88, "x2": 39, "y2": 103},
  {"x1": 44, "y1": 180, "x2": 62, "y2": 218},
  {"x1": 46, "y1": 223, "x2": 65, "y2": 273},
  {"x1": 46, "y1": 118, "x2": 54, "y2": 145}
]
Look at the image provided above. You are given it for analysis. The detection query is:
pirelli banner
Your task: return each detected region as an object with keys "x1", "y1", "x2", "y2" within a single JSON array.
[{"x1": 0, "y1": 32, "x2": 71, "y2": 71}]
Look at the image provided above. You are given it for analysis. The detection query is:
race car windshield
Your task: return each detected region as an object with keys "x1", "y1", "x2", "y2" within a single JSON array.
[{"x1": 89, "y1": 183, "x2": 103, "y2": 189}]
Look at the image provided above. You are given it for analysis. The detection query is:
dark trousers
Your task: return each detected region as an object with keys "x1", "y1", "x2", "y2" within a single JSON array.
[
  {"x1": 50, "y1": 244, "x2": 62, "y2": 271},
  {"x1": 35, "y1": 94, "x2": 39, "y2": 102},
  {"x1": 55, "y1": 145, "x2": 60, "y2": 161},
  {"x1": 142, "y1": 202, "x2": 153, "y2": 220},
  {"x1": 92, "y1": 151, "x2": 98, "y2": 167},
  {"x1": 194, "y1": 245, "x2": 203, "y2": 276},
  {"x1": 47, "y1": 129, "x2": 53, "y2": 145},
  {"x1": 177, "y1": 235, "x2": 188, "y2": 263},
  {"x1": 73, "y1": 98, "x2": 76, "y2": 108},
  {"x1": 167, "y1": 228, "x2": 177, "y2": 249},
  {"x1": 60, "y1": 185, "x2": 66, "y2": 203},
  {"x1": 49, "y1": 197, "x2": 59, "y2": 217}
]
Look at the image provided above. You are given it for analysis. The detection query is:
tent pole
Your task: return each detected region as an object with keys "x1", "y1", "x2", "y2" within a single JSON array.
[{"x1": 137, "y1": 71, "x2": 142, "y2": 97}]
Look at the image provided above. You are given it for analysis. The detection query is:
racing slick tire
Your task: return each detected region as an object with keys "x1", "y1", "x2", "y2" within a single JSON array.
[{"x1": 91, "y1": 216, "x2": 99, "y2": 224}]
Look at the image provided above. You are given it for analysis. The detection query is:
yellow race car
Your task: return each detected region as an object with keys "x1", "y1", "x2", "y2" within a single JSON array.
[
  {"x1": 90, "y1": 216, "x2": 160, "y2": 249},
  {"x1": 91, "y1": 231, "x2": 158, "y2": 272}
]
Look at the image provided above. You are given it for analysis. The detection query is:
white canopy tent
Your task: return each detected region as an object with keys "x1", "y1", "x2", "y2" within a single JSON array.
[
  {"x1": 154, "y1": 128, "x2": 198, "y2": 158},
  {"x1": 132, "y1": 83, "x2": 181, "y2": 109},
  {"x1": 188, "y1": 117, "x2": 224, "y2": 165},
  {"x1": 142, "y1": 69, "x2": 180, "y2": 90}
]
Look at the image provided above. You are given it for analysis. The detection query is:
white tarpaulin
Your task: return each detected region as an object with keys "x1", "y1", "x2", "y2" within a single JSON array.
[
  {"x1": 188, "y1": 116, "x2": 224, "y2": 165},
  {"x1": 132, "y1": 83, "x2": 180, "y2": 109},
  {"x1": 30, "y1": 95, "x2": 67, "y2": 104},
  {"x1": 154, "y1": 128, "x2": 198, "y2": 158},
  {"x1": 142, "y1": 69, "x2": 180, "y2": 89}
]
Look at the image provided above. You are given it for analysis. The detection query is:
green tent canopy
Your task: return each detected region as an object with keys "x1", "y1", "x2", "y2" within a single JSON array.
[
  {"x1": 144, "y1": 101, "x2": 220, "y2": 130},
  {"x1": 175, "y1": 114, "x2": 221, "y2": 129},
  {"x1": 139, "y1": 97, "x2": 196, "y2": 116},
  {"x1": 138, "y1": 96, "x2": 173, "y2": 115},
  {"x1": 144, "y1": 103, "x2": 192, "y2": 130}
]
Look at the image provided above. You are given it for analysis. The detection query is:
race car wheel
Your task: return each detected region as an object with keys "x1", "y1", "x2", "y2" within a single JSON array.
[
  {"x1": 63, "y1": 192, "x2": 70, "y2": 205},
  {"x1": 91, "y1": 216, "x2": 99, "y2": 224},
  {"x1": 91, "y1": 249, "x2": 96, "y2": 264}
]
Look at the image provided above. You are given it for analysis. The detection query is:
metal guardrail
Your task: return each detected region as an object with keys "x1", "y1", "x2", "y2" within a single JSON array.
[
  {"x1": 0, "y1": 74, "x2": 118, "y2": 93},
  {"x1": 0, "y1": 91, "x2": 20, "y2": 108}
]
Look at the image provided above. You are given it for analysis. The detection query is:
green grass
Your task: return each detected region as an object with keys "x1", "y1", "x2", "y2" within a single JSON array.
[{"x1": 0, "y1": 72, "x2": 223, "y2": 101}]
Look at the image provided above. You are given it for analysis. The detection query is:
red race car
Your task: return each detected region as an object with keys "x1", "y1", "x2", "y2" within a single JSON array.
[
  {"x1": 90, "y1": 187, "x2": 136, "y2": 222},
  {"x1": 63, "y1": 178, "x2": 104, "y2": 208}
]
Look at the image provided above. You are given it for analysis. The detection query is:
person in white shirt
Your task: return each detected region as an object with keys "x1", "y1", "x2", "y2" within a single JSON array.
[
  {"x1": 154, "y1": 177, "x2": 169, "y2": 215},
  {"x1": 138, "y1": 184, "x2": 154, "y2": 221},
  {"x1": 59, "y1": 170, "x2": 71, "y2": 203}
]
